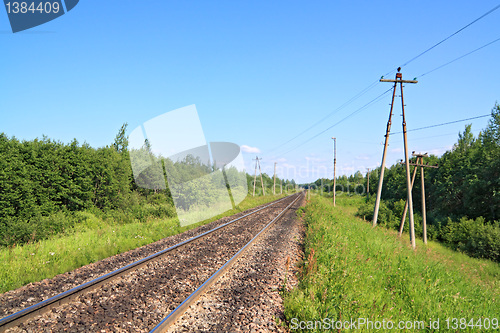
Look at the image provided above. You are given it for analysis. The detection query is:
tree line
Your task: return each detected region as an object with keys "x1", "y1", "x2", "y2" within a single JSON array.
[{"x1": 0, "y1": 124, "x2": 294, "y2": 247}]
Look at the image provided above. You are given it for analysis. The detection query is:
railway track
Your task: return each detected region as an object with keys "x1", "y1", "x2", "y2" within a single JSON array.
[{"x1": 0, "y1": 192, "x2": 304, "y2": 332}]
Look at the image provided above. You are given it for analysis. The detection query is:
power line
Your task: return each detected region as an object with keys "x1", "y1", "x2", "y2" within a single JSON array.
[
  {"x1": 351, "y1": 127, "x2": 484, "y2": 145},
  {"x1": 380, "y1": 3, "x2": 500, "y2": 78},
  {"x1": 415, "y1": 129, "x2": 482, "y2": 141},
  {"x1": 275, "y1": 88, "x2": 393, "y2": 158},
  {"x1": 418, "y1": 36, "x2": 500, "y2": 78},
  {"x1": 390, "y1": 114, "x2": 490, "y2": 135},
  {"x1": 400, "y1": 3, "x2": 500, "y2": 69},
  {"x1": 266, "y1": 80, "x2": 380, "y2": 154},
  {"x1": 391, "y1": 129, "x2": 483, "y2": 144},
  {"x1": 268, "y1": 4, "x2": 500, "y2": 159}
]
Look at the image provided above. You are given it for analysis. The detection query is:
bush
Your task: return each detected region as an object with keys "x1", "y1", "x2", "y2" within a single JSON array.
[
  {"x1": 0, "y1": 217, "x2": 35, "y2": 247},
  {"x1": 356, "y1": 199, "x2": 400, "y2": 229},
  {"x1": 357, "y1": 198, "x2": 425, "y2": 240},
  {"x1": 441, "y1": 217, "x2": 500, "y2": 262},
  {"x1": 355, "y1": 198, "x2": 375, "y2": 221},
  {"x1": 357, "y1": 198, "x2": 499, "y2": 262},
  {"x1": 0, "y1": 211, "x2": 77, "y2": 247}
]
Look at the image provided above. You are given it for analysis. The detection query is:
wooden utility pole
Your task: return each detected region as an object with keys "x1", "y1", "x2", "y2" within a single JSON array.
[
  {"x1": 420, "y1": 158, "x2": 427, "y2": 244},
  {"x1": 258, "y1": 157, "x2": 265, "y2": 196},
  {"x1": 253, "y1": 157, "x2": 257, "y2": 197},
  {"x1": 399, "y1": 159, "x2": 419, "y2": 236},
  {"x1": 398, "y1": 153, "x2": 438, "y2": 244},
  {"x1": 366, "y1": 168, "x2": 370, "y2": 202},
  {"x1": 332, "y1": 137, "x2": 337, "y2": 207},
  {"x1": 373, "y1": 81, "x2": 397, "y2": 226},
  {"x1": 252, "y1": 156, "x2": 264, "y2": 197},
  {"x1": 374, "y1": 69, "x2": 418, "y2": 248},
  {"x1": 273, "y1": 162, "x2": 277, "y2": 195}
]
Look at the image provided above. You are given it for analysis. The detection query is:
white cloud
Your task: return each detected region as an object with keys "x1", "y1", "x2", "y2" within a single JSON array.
[
  {"x1": 240, "y1": 145, "x2": 261, "y2": 154},
  {"x1": 390, "y1": 148, "x2": 403, "y2": 153}
]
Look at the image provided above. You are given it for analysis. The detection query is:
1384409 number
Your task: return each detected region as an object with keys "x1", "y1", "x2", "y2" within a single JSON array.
[
  {"x1": 5, "y1": 2, "x2": 60, "y2": 14},
  {"x1": 445, "y1": 318, "x2": 499, "y2": 330}
]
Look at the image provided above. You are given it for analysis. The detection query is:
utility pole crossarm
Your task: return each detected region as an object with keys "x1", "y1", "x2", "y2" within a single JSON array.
[
  {"x1": 407, "y1": 163, "x2": 439, "y2": 168},
  {"x1": 403, "y1": 153, "x2": 439, "y2": 168},
  {"x1": 380, "y1": 79, "x2": 418, "y2": 84}
]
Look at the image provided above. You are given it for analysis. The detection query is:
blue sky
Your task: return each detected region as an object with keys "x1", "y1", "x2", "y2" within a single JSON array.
[{"x1": 2, "y1": 1, "x2": 499, "y2": 183}]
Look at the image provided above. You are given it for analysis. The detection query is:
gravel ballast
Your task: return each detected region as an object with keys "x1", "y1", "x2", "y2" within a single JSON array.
[{"x1": 167, "y1": 194, "x2": 306, "y2": 333}]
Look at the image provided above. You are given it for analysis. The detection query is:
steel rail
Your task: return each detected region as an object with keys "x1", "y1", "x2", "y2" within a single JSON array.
[
  {"x1": 0, "y1": 194, "x2": 297, "y2": 332},
  {"x1": 150, "y1": 191, "x2": 304, "y2": 332}
]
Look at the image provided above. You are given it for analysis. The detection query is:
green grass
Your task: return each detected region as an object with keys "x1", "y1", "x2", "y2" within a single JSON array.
[
  {"x1": 0, "y1": 193, "x2": 289, "y2": 294},
  {"x1": 284, "y1": 194, "x2": 500, "y2": 332}
]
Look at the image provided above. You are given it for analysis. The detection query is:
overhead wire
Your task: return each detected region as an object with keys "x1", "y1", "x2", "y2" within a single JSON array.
[
  {"x1": 382, "y1": 3, "x2": 500, "y2": 77},
  {"x1": 392, "y1": 129, "x2": 483, "y2": 144},
  {"x1": 266, "y1": 80, "x2": 380, "y2": 154},
  {"x1": 388, "y1": 129, "x2": 484, "y2": 158},
  {"x1": 275, "y1": 87, "x2": 393, "y2": 158},
  {"x1": 268, "y1": 3, "x2": 500, "y2": 160},
  {"x1": 390, "y1": 114, "x2": 491, "y2": 135},
  {"x1": 401, "y1": 3, "x2": 500, "y2": 68},
  {"x1": 417, "y1": 36, "x2": 500, "y2": 78}
]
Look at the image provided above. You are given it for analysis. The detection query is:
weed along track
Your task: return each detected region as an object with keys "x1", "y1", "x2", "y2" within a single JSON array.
[{"x1": 0, "y1": 192, "x2": 304, "y2": 332}]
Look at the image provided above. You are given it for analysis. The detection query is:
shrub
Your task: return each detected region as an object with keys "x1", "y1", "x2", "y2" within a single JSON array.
[
  {"x1": 442, "y1": 217, "x2": 500, "y2": 262},
  {"x1": 0, "y1": 211, "x2": 77, "y2": 247}
]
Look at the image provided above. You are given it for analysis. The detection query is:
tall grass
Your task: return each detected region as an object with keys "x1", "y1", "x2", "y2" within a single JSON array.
[
  {"x1": 284, "y1": 194, "x2": 499, "y2": 332},
  {"x1": 0, "y1": 193, "x2": 287, "y2": 294}
]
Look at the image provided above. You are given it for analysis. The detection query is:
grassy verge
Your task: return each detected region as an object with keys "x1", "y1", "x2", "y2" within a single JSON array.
[
  {"x1": 0, "y1": 193, "x2": 289, "y2": 294},
  {"x1": 283, "y1": 194, "x2": 499, "y2": 332}
]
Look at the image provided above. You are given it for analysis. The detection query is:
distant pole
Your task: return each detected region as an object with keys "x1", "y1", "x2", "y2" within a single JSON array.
[
  {"x1": 332, "y1": 137, "x2": 336, "y2": 207},
  {"x1": 366, "y1": 168, "x2": 370, "y2": 202},
  {"x1": 258, "y1": 158, "x2": 265, "y2": 196},
  {"x1": 273, "y1": 162, "x2": 277, "y2": 195},
  {"x1": 253, "y1": 156, "x2": 258, "y2": 197},
  {"x1": 280, "y1": 179, "x2": 283, "y2": 194}
]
